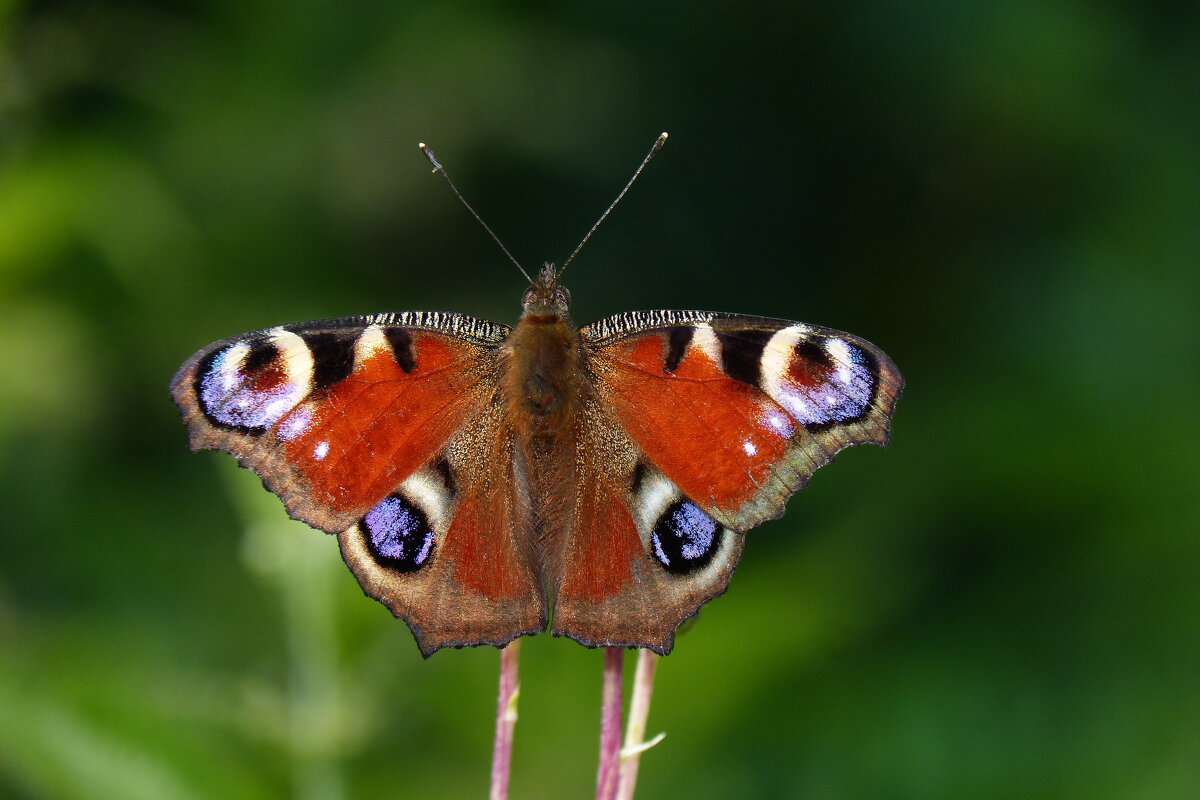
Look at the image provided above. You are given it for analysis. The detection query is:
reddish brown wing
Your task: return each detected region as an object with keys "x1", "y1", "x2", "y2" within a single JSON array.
[
  {"x1": 550, "y1": 397, "x2": 745, "y2": 653},
  {"x1": 584, "y1": 310, "x2": 903, "y2": 529},
  {"x1": 170, "y1": 313, "x2": 545, "y2": 655},
  {"x1": 338, "y1": 403, "x2": 546, "y2": 655},
  {"x1": 549, "y1": 310, "x2": 902, "y2": 653}
]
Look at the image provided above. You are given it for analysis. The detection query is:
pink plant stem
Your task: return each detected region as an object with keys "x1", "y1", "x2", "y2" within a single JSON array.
[
  {"x1": 489, "y1": 640, "x2": 521, "y2": 800},
  {"x1": 617, "y1": 649, "x2": 660, "y2": 800},
  {"x1": 596, "y1": 647, "x2": 624, "y2": 800}
]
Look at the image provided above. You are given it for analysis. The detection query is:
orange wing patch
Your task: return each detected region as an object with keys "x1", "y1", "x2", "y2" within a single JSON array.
[
  {"x1": 440, "y1": 481, "x2": 530, "y2": 601},
  {"x1": 558, "y1": 478, "x2": 642, "y2": 604},
  {"x1": 596, "y1": 329, "x2": 794, "y2": 516},
  {"x1": 585, "y1": 313, "x2": 901, "y2": 531},
  {"x1": 275, "y1": 331, "x2": 488, "y2": 514}
]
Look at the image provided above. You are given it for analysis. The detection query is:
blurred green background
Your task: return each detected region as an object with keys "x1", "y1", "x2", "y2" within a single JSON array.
[{"x1": 2, "y1": 1, "x2": 1198, "y2": 798}]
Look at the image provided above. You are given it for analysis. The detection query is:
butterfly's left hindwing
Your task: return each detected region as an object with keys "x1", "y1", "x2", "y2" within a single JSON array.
[
  {"x1": 547, "y1": 311, "x2": 901, "y2": 654},
  {"x1": 551, "y1": 406, "x2": 745, "y2": 654}
]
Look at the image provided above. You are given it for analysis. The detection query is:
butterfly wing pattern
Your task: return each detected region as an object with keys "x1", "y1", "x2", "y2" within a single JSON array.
[
  {"x1": 584, "y1": 311, "x2": 903, "y2": 529},
  {"x1": 171, "y1": 313, "x2": 546, "y2": 654},
  {"x1": 173, "y1": 290, "x2": 902, "y2": 655},
  {"x1": 548, "y1": 311, "x2": 902, "y2": 652}
]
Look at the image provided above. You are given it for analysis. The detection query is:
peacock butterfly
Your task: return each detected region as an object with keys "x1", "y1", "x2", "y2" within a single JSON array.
[{"x1": 170, "y1": 135, "x2": 903, "y2": 656}]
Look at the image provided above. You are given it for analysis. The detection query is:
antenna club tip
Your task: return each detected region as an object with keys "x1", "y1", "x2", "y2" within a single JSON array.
[
  {"x1": 418, "y1": 142, "x2": 427, "y2": 149},
  {"x1": 659, "y1": 132, "x2": 669, "y2": 139}
]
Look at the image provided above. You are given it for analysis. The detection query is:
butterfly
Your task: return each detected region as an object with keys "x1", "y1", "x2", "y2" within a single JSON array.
[{"x1": 170, "y1": 137, "x2": 903, "y2": 657}]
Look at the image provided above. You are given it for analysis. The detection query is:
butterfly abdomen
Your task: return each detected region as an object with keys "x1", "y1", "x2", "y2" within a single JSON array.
[{"x1": 498, "y1": 309, "x2": 593, "y2": 595}]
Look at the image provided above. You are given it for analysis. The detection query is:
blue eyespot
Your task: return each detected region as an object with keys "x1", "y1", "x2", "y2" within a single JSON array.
[
  {"x1": 651, "y1": 500, "x2": 722, "y2": 574},
  {"x1": 361, "y1": 495, "x2": 435, "y2": 572}
]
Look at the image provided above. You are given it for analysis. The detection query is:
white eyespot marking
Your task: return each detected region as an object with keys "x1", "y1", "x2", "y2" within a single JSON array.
[
  {"x1": 825, "y1": 338, "x2": 857, "y2": 384},
  {"x1": 276, "y1": 405, "x2": 314, "y2": 441},
  {"x1": 630, "y1": 464, "x2": 740, "y2": 582},
  {"x1": 651, "y1": 500, "x2": 721, "y2": 570},
  {"x1": 200, "y1": 343, "x2": 248, "y2": 397},
  {"x1": 198, "y1": 328, "x2": 314, "y2": 430},
  {"x1": 346, "y1": 464, "x2": 455, "y2": 574},
  {"x1": 633, "y1": 469, "x2": 683, "y2": 540},
  {"x1": 691, "y1": 322, "x2": 722, "y2": 367},
  {"x1": 761, "y1": 326, "x2": 874, "y2": 428},
  {"x1": 359, "y1": 494, "x2": 436, "y2": 572},
  {"x1": 761, "y1": 406, "x2": 796, "y2": 438},
  {"x1": 355, "y1": 324, "x2": 389, "y2": 365},
  {"x1": 742, "y1": 439, "x2": 758, "y2": 457},
  {"x1": 397, "y1": 468, "x2": 454, "y2": 537},
  {"x1": 313, "y1": 441, "x2": 330, "y2": 460}
]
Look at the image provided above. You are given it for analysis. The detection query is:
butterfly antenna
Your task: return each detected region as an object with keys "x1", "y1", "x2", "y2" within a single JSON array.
[
  {"x1": 558, "y1": 131, "x2": 668, "y2": 277},
  {"x1": 419, "y1": 142, "x2": 534, "y2": 285}
]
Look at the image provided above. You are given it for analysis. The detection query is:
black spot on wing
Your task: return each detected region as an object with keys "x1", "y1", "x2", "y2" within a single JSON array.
[
  {"x1": 664, "y1": 327, "x2": 694, "y2": 373},
  {"x1": 793, "y1": 338, "x2": 833, "y2": 370},
  {"x1": 803, "y1": 418, "x2": 836, "y2": 433},
  {"x1": 385, "y1": 328, "x2": 416, "y2": 373},
  {"x1": 717, "y1": 328, "x2": 773, "y2": 387},
  {"x1": 299, "y1": 331, "x2": 358, "y2": 391},
  {"x1": 242, "y1": 339, "x2": 280, "y2": 373},
  {"x1": 432, "y1": 456, "x2": 457, "y2": 499},
  {"x1": 630, "y1": 461, "x2": 647, "y2": 493}
]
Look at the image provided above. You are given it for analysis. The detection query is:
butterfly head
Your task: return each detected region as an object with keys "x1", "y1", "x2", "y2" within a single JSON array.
[{"x1": 521, "y1": 263, "x2": 571, "y2": 317}]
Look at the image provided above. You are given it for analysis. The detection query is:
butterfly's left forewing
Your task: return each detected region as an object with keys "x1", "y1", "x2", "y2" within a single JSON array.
[
  {"x1": 584, "y1": 310, "x2": 903, "y2": 529},
  {"x1": 171, "y1": 313, "x2": 546, "y2": 655}
]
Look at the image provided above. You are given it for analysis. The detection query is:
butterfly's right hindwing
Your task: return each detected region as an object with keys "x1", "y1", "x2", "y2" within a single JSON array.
[{"x1": 338, "y1": 403, "x2": 547, "y2": 656}]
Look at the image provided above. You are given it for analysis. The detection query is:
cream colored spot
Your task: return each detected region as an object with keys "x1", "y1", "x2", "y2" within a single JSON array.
[
  {"x1": 633, "y1": 470, "x2": 682, "y2": 541},
  {"x1": 354, "y1": 324, "x2": 388, "y2": 366},
  {"x1": 691, "y1": 322, "x2": 722, "y2": 366},
  {"x1": 760, "y1": 324, "x2": 806, "y2": 414},
  {"x1": 398, "y1": 469, "x2": 454, "y2": 536},
  {"x1": 824, "y1": 337, "x2": 856, "y2": 383}
]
